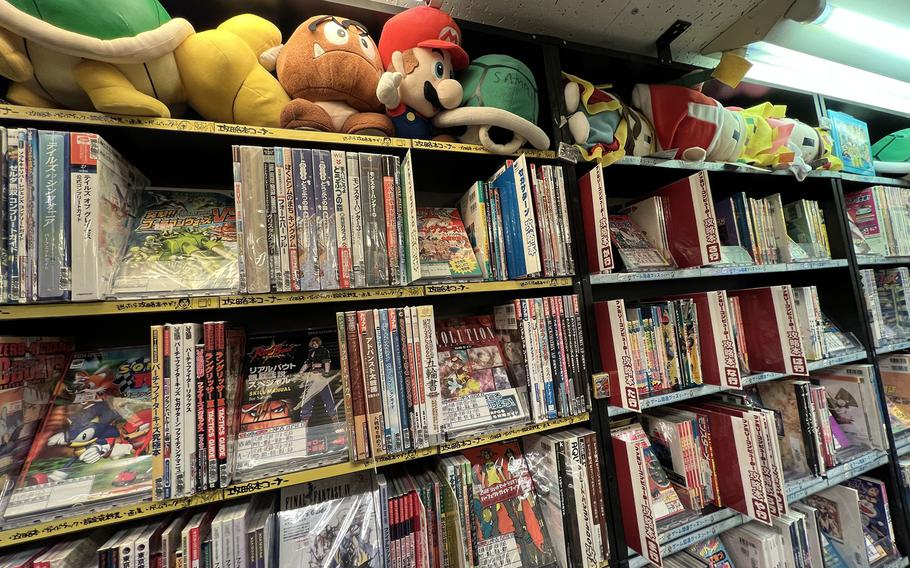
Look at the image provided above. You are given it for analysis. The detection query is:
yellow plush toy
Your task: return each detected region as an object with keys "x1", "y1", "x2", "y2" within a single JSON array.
[{"x1": 0, "y1": 0, "x2": 289, "y2": 127}]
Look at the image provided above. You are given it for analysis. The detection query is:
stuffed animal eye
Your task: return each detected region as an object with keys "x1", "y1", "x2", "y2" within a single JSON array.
[
  {"x1": 434, "y1": 61, "x2": 445, "y2": 79},
  {"x1": 323, "y1": 21, "x2": 348, "y2": 45},
  {"x1": 359, "y1": 35, "x2": 376, "y2": 59}
]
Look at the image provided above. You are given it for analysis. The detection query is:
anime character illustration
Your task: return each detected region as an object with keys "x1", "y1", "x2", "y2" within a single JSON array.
[{"x1": 240, "y1": 399, "x2": 293, "y2": 431}]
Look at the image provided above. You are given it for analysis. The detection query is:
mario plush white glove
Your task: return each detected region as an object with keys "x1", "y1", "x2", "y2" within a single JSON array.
[{"x1": 376, "y1": 70, "x2": 403, "y2": 109}]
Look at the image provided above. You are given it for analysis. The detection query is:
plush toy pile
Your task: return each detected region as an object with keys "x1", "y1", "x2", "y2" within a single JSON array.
[
  {"x1": 562, "y1": 72, "x2": 844, "y2": 178},
  {"x1": 0, "y1": 0, "x2": 551, "y2": 154}
]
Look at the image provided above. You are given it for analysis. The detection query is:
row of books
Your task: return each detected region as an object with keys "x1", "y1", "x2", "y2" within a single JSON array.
[
  {"x1": 0, "y1": 433, "x2": 608, "y2": 568},
  {"x1": 595, "y1": 285, "x2": 859, "y2": 408},
  {"x1": 721, "y1": 476, "x2": 897, "y2": 568},
  {"x1": 860, "y1": 267, "x2": 910, "y2": 348},
  {"x1": 611, "y1": 363, "x2": 888, "y2": 565},
  {"x1": 578, "y1": 167, "x2": 833, "y2": 276},
  {"x1": 847, "y1": 185, "x2": 910, "y2": 258}
]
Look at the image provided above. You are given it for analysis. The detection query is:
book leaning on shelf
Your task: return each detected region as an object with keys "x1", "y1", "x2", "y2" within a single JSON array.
[
  {"x1": 846, "y1": 185, "x2": 910, "y2": 258},
  {"x1": 859, "y1": 267, "x2": 910, "y2": 348},
  {"x1": 879, "y1": 353, "x2": 910, "y2": 437},
  {"x1": 232, "y1": 146, "x2": 421, "y2": 293}
]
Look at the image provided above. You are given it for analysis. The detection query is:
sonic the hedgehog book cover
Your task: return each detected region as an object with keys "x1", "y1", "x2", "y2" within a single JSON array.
[{"x1": 5, "y1": 347, "x2": 152, "y2": 518}]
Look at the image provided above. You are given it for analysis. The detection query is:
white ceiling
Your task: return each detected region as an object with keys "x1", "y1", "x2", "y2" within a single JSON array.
[{"x1": 372, "y1": 0, "x2": 765, "y2": 57}]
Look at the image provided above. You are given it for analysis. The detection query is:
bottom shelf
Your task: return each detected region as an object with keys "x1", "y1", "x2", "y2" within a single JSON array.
[{"x1": 627, "y1": 449, "x2": 890, "y2": 567}]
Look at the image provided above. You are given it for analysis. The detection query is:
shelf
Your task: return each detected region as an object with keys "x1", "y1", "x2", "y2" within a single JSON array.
[
  {"x1": 627, "y1": 449, "x2": 890, "y2": 568},
  {"x1": 858, "y1": 256, "x2": 910, "y2": 267},
  {"x1": 590, "y1": 259, "x2": 847, "y2": 285},
  {"x1": 410, "y1": 137, "x2": 556, "y2": 159},
  {"x1": 895, "y1": 432, "x2": 910, "y2": 457},
  {"x1": 0, "y1": 413, "x2": 588, "y2": 547},
  {"x1": 0, "y1": 278, "x2": 573, "y2": 320},
  {"x1": 608, "y1": 350, "x2": 866, "y2": 415},
  {"x1": 876, "y1": 340, "x2": 910, "y2": 355},
  {"x1": 838, "y1": 171, "x2": 910, "y2": 188}
]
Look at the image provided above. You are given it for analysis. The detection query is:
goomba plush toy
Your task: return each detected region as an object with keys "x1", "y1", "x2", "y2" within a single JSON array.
[
  {"x1": 375, "y1": 4, "x2": 468, "y2": 139},
  {"x1": 433, "y1": 54, "x2": 549, "y2": 155},
  {"x1": 276, "y1": 15, "x2": 392, "y2": 135},
  {"x1": 0, "y1": 0, "x2": 287, "y2": 126}
]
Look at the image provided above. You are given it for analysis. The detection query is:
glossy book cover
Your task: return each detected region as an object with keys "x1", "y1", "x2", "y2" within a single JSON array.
[
  {"x1": 7, "y1": 347, "x2": 152, "y2": 518},
  {"x1": 416, "y1": 207, "x2": 483, "y2": 282}
]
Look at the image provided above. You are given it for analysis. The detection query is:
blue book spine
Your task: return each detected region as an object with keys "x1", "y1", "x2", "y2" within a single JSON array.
[
  {"x1": 37, "y1": 131, "x2": 70, "y2": 301},
  {"x1": 377, "y1": 308, "x2": 402, "y2": 453},
  {"x1": 538, "y1": 297, "x2": 557, "y2": 419},
  {"x1": 389, "y1": 309, "x2": 411, "y2": 451},
  {"x1": 493, "y1": 165, "x2": 527, "y2": 278},
  {"x1": 732, "y1": 192, "x2": 754, "y2": 260},
  {"x1": 6, "y1": 129, "x2": 19, "y2": 303}
]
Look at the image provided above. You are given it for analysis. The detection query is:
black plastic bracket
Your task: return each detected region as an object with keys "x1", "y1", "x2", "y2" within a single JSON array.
[{"x1": 656, "y1": 19, "x2": 692, "y2": 64}]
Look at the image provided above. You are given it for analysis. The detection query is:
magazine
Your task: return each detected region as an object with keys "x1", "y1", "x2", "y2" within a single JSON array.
[
  {"x1": 234, "y1": 329, "x2": 348, "y2": 479},
  {"x1": 416, "y1": 207, "x2": 483, "y2": 282},
  {"x1": 5, "y1": 347, "x2": 153, "y2": 518},
  {"x1": 436, "y1": 316, "x2": 528, "y2": 437},
  {"x1": 111, "y1": 189, "x2": 239, "y2": 298},
  {"x1": 462, "y1": 441, "x2": 558, "y2": 568}
]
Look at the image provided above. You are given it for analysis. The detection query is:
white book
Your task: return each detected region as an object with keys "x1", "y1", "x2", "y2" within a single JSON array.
[
  {"x1": 273, "y1": 147, "x2": 291, "y2": 291},
  {"x1": 331, "y1": 150, "x2": 352, "y2": 289},
  {"x1": 161, "y1": 517, "x2": 187, "y2": 568},
  {"x1": 182, "y1": 323, "x2": 202, "y2": 496},
  {"x1": 400, "y1": 151, "x2": 420, "y2": 284},
  {"x1": 133, "y1": 521, "x2": 164, "y2": 568},
  {"x1": 168, "y1": 323, "x2": 184, "y2": 498},
  {"x1": 552, "y1": 166, "x2": 574, "y2": 275},
  {"x1": 404, "y1": 307, "x2": 426, "y2": 449},
  {"x1": 118, "y1": 526, "x2": 145, "y2": 568},
  {"x1": 806, "y1": 484, "x2": 869, "y2": 567},
  {"x1": 512, "y1": 155, "x2": 541, "y2": 276},
  {"x1": 280, "y1": 147, "x2": 299, "y2": 291},
  {"x1": 791, "y1": 503, "x2": 825, "y2": 568},
  {"x1": 533, "y1": 298, "x2": 556, "y2": 421},
  {"x1": 417, "y1": 305, "x2": 442, "y2": 446},
  {"x1": 347, "y1": 152, "x2": 365, "y2": 288},
  {"x1": 235, "y1": 146, "x2": 270, "y2": 294},
  {"x1": 211, "y1": 506, "x2": 227, "y2": 568}
]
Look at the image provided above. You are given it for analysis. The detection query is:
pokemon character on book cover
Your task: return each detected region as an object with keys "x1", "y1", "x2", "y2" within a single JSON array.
[
  {"x1": 6, "y1": 347, "x2": 152, "y2": 518},
  {"x1": 234, "y1": 329, "x2": 348, "y2": 479}
]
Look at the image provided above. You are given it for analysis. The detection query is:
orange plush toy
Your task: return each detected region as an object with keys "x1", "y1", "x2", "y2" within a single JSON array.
[{"x1": 276, "y1": 15, "x2": 393, "y2": 135}]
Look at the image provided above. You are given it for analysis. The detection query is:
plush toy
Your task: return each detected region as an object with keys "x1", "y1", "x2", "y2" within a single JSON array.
[
  {"x1": 276, "y1": 15, "x2": 392, "y2": 135},
  {"x1": 630, "y1": 83, "x2": 745, "y2": 162},
  {"x1": 561, "y1": 73, "x2": 626, "y2": 165},
  {"x1": 0, "y1": 0, "x2": 287, "y2": 126},
  {"x1": 174, "y1": 15, "x2": 289, "y2": 127},
  {"x1": 433, "y1": 54, "x2": 549, "y2": 155},
  {"x1": 375, "y1": 4, "x2": 468, "y2": 139},
  {"x1": 872, "y1": 129, "x2": 910, "y2": 175}
]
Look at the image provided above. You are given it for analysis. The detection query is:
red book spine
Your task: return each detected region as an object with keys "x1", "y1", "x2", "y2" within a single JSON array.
[
  {"x1": 382, "y1": 171, "x2": 399, "y2": 285},
  {"x1": 345, "y1": 311, "x2": 369, "y2": 461},
  {"x1": 204, "y1": 323, "x2": 218, "y2": 489},
  {"x1": 656, "y1": 171, "x2": 721, "y2": 267},
  {"x1": 214, "y1": 322, "x2": 228, "y2": 465},
  {"x1": 194, "y1": 343, "x2": 207, "y2": 493}
]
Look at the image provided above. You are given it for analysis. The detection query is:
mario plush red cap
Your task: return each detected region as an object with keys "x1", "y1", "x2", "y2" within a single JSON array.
[{"x1": 378, "y1": 5, "x2": 469, "y2": 71}]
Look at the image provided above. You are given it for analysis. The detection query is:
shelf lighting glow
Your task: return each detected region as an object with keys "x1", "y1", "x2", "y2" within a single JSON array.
[
  {"x1": 746, "y1": 42, "x2": 910, "y2": 115},
  {"x1": 819, "y1": 5, "x2": 910, "y2": 60}
]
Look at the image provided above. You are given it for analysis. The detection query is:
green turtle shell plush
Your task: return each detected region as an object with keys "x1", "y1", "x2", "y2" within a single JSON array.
[{"x1": 0, "y1": 0, "x2": 196, "y2": 117}]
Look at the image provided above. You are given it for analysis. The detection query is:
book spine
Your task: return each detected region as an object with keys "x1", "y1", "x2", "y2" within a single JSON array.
[
  {"x1": 382, "y1": 156, "x2": 401, "y2": 286},
  {"x1": 151, "y1": 325, "x2": 165, "y2": 500},
  {"x1": 360, "y1": 154, "x2": 388, "y2": 286},
  {"x1": 573, "y1": 295, "x2": 590, "y2": 408},
  {"x1": 378, "y1": 308, "x2": 402, "y2": 453},
  {"x1": 273, "y1": 148, "x2": 291, "y2": 291},
  {"x1": 346, "y1": 152, "x2": 364, "y2": 288},
  {"x1": 195, "y1": 343, "x2": 208, "y2": 493},
  {"x1": 36, "y1": 131, "x2": 70, "y2": 300},
  {"x1": 6, "y1": 129, "x2": 19, "y2": 302},
  {"x1": 553, "y1": 166, "x2": 576, "y2": 275},
  {"x1": 314, "y1": 149, "x2": 338, "y2": 289},
  {"x1": 163, "y1": 325, "x2": 172, "y2": 500},
  {"x1": 399, "y1": 152, "x2": 420, "y2": 284},
  {"x1": 406, "y1": 307, "x2": 427, "y2": 448},
  {"x1": 25, "y1": 129, "x2": 36, "y2": 302},
  {"x1": 281, "y1": 148, "x2": 299, "y2": 291},
  {"x1": 360, "y1": 310, "x2": 386, "y2": 456},
  {"x1": 529, "y1": 164, "x2": 553, "y2": 277},
  {"x1": 183, "y1": 324, "x2": 200, "y2": 496},
  {"x1": 541, "y1": 297, "x2": 560, "y2": 419},
  {"x1": 393, "y1": 308, "x2": 414, "y2": 451},
  {"x1": 344, "y1": 312, "x2": 368, "y2": 460},
  {"x1": 68, "y1": 132, "x2": 108, "y2": 301},
  {"x1": 417, "y1": 305, "x2": 442, "y2": 446},
  {"x1": 294, "y1": 149, "x2": 319, "y2": 291},
  {"x1": 262, "y1": 147, "x2": 279, "y2": 291},
  {"x1": 231, "y1": 146, "x2": 247, "y2": 294},
  {"x1": 336, "y1": 312, "x2": 356, "y2": 461},
  {"x1": 214, "y1": 322, "x2": 228, "y2": 479},
  {"x1": 552, "y1": 297, "x2": 574, "y2": 417},
  {"x1": 332, "y1": 150, "x2": 352, "y2": 289},
  {"x1": 170, "y1": 324, "x2": 185, "y2": 497},
  {"x1": 204, "y1": 323, "x2": 218, "y2": 489},
  {"x1": 513, "y1": 156, "x2": 541, "y2": 276}
]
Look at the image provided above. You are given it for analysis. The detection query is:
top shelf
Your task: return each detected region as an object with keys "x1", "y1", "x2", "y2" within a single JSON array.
[{"x1": 0, "y1": 105, "x2": 556, "y2": 159}]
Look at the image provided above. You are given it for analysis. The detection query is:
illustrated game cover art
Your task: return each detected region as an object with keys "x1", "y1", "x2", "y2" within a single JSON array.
[
  {"x1": 0, "y1": 337, "x2": 74, "y2": 495},
  {"x1": 828, "y1": 110, "x2": 875, "y2": 176},
  {"x1": 416, "y1": 207, "x2": 483, "y2": 282},
  {"x1": 234, "y1": 329, "x2": 348, "y2": 479},
  {"x1": 436, "y1": 316, "x2": 527, "y2": 438},
  {"x1": 278, "y1": 471, "x2": 381, "y2": 568},
  {"x1": 845, "y1": 477, "x2": 897, "y2": 560},
  {"x1": 462, "y1": 441, "x2": 558, "y2": 568},
  {"x1": 6, "y1": 346, "x2": 152, "y2": 518},
  {"x1": 112, "y1": 189, "x2": 239, "y2": 297}
]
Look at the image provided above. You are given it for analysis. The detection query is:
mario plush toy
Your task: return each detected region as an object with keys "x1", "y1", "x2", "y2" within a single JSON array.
[{"x1": 375, "y1": 3, "x2": 468, "y2": 139}]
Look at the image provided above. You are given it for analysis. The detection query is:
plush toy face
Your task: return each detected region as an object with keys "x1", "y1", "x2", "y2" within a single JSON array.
[
  {"x1": 277, "y1": 15, "x2": 384, "y2": 111},
  {"x1": 392, "y1": 47, "x2": 462, "y2": 117}
]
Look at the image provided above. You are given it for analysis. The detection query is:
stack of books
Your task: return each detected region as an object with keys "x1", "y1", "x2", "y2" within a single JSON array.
[
  {"x1": 860, "y1": 267, "x2": 910, "y2": 347},
  {"x1": 846, "y1": 185, "x2": 910, "y2": 257}
]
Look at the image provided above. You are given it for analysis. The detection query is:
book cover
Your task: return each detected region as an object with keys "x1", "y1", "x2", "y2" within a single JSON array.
[
  {"x1": 36, "y1": 130, "x2": 70, "y2": 301},
  {"x1": 313, "y1": 150, "x2": 339, "y2": 290},
  {"x1": 111, "y1": 189, "x2": 238, "y2": 297},
  {"x1": 844, "y1": 476, "x2": 897, "y2": 561},
  {"x1": 458, "y1": 182, "x2": 492, "y2": 280},
  {"x1": 233, "y1": 146, "x2": 270, "y2": 294},
  {"x1": 729, "y1": 286, "x2": 807, "y2": 376},
  {"x1": 436, "y1": 316, "x2": 527, "y2": 437},
  {"x1": 360, "y1": 153, "x2": 388, "y2": 287},
  {"x1": 805, "y1": 484, "x2": 869, "y2": 567},
  {"x1": 653, "y1": 171, "x2": 722, "y2": 268},
  {"x1": 828, "y1": 110, "x2": 875, "y2": 176},
  {"x1": 578, "y1": 164, "x2": 613, "y2": 274},
  {"x1": 331, "y1": 150, "x2": 352, "y2": 289},
  {"x1": 234, "y1": 330, "x2": 348, "y2": 479},
  {"x1": 607, "y1": 215, "x2": 673, "y2": 271},
  {"x1": 415, "y1": 207, "x2": 483, "y2": 282},
  {"x1": 461, "y1": 441, "x2": 557, "y2": 568},
  {"x1": 6, "y1": 346, "x2": 153, "y2": 518}
]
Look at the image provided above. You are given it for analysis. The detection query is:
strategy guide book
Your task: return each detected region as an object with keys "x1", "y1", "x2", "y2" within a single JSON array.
[
  {"x1": 233, "y1": 329, "x2": 348, "y2": 480},
  {"x1": 5, "y1": 347, "x2": 153, "y2": 518},
  {"x1": 436, "y1": 315, "x2": 528, "y2": 438},
  {"x1": 111, "y1": 189, "x2": 239, "y2": 298}
]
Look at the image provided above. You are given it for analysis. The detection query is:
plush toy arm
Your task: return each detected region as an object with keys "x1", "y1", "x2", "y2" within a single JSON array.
[
  {"x1": 376, "y1": 71, "x2": 403, "y2": 109},
  {"x1": 0, "y1": 27, "x2": 33, "y2": 82}
]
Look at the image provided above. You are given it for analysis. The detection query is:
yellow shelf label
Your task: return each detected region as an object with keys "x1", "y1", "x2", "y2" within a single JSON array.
[
  {"x1": 212, "y1": 123, "x2": 410, "y2": 148},
  {"x1": 0, "y1": 297, "x2": 218, "y2": 319},
  {"x1": 411, "y1": 138, "x2": 557, "y2": 159},
  {"x1": 424, "y1": 277, "x2": 573, "y2": 296},
  {"x1": 220, "y1": 286, "x2": 423, "y2": 308}
]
